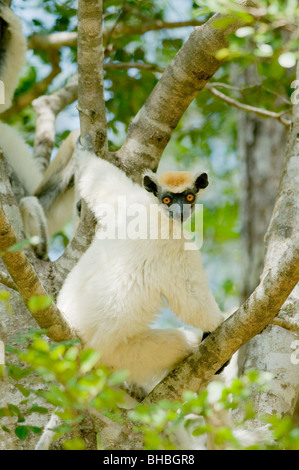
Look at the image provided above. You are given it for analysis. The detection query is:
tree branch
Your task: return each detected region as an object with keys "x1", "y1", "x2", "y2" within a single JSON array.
[
  {"x1": 32, "y1": 73, "x2": 78, "y2": 172},
  {"x1": 271, "y1": 316, "x2": 299, "y2": 332},
  {"x1": 52, "y1": 0, "x2": 108, "y2": 291},
  {"x1": 205, "y1": 83, "x2": 292, "y2": 127},
  {"x1": 115, "y1": 3, "x2": 255, "y2": 182},
  {"x1": 103, "y1": 61, "x2": 164, "y2": 73},
  {"x1": 52, "y1": 3, "x2": 259, "y2": 306},
  {"x1": 236, "y1": 61, "x2": 299, "y2": 420},
  {"x1": 0, "y1": 202, "x2": 74, "y2": 342},
  {"x1": 144, "y1": 61, "x2": 299, "y2": 406},
  {"x1": 0, "y1": 270, "x2": 17, "y2": 291},
  {"x1": 0, "y1": 151, "x2": 74, "y2": 342},
  {"x1": 147, "y1": 240, "x2": 299, "y2": 403},
  {"x1": 27, "y1": 20, "x2": 206, "y2": 51},
  {"x1": 77, "y1": 0, "x2": 107, "y2": 156}
]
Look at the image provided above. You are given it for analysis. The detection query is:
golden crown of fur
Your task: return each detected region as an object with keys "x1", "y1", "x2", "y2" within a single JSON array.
[{"x1": 157, "y1": 171, "x2": 194, "y2": 193}]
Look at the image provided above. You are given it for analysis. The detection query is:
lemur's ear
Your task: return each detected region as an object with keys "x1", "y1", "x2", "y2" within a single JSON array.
[
  {"x1": 195, "y1": 172, "x2": 209, "y2": 192},
  {"x1": 143, "y1": 173, "x2": 158, "y2": 195}
]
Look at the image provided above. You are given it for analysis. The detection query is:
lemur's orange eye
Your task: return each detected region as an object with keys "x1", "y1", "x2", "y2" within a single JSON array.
[
  {"x1": 162, "y1": 196, "x2": 172, "y2": 205},
  {"x1": 186, "y1": 193, "x2": 195, "y2": 202}
]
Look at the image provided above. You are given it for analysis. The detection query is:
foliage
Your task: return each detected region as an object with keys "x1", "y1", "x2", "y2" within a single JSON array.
[
  {"x1": 128, "y1": 369, "x2": 299, "y2": 450},
  {"x1": 1, "y1": 328, "x2": 127, "y2": 450},
  {"x1": 1, "y1": 328, "x2": 299, "y2": 450}
]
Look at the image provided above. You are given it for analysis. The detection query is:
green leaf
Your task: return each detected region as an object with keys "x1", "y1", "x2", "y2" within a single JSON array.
[
  {"x1": 27, "y1": 404, "x2": 49, "y2": 415},
  {"x1": 49, "y1": 344, "x2": 66, "y2": 360},
  {"x1": 0, "y1": 407, "x2": 10, "y2": 418},
  {"x1": 0, "y1": 291, "x2": 10, "y2": 301},
  {"x1": 28, "y1": 426, "x2": 42, "y2": 435},
  {"x1": 192, "y1": 424, "x2": 213, "y2": 436},
  {"x1": 15, "y1": 384, "x2": 31, "y2": 397},
  {"x1": 28, "y1": 295, "x2": 53, "y2": 313},
  {"x1": 1, "y1": 425, "x2": 11, "y2": 433},
  {"x1": 15, "y1": 426, "x2": 29, "y2": 440},
  {"x1": 212, "y1": 16, "x2": 237, "y2": 30},
  {"x1": 62, "y1": 438, "x2": 87, "y2": 450},
  {"x1": 8, "y1": 403, "x2": 24, "y2": 421},
  {"x1": 64, "y1": 345, "x2": 80, "y2": 361},
  {"x1": 215, "y1": 47, "x2": 230, "y2": 60},
  {"x1": 7, "y1": 237, "x2": 41, "y2": 253},
  {"x1": 108, "y1": 369, "x2": 129, "y2": 386},
  {"x1": 32, "y1": 338, "x2": 50, "y2": 353},
  {"x1": 79, "y1": 349, "x2": 101, "y2": 374}
]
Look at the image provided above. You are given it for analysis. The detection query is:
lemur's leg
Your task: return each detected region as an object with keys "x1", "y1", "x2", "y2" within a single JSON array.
[
  {"x1": 19, "y1": 196, "x2": 49, "y2": 259},
  {"x1": 34, "y1": 129, "x2": 80, "y2": 237},
  {"x1": 102, "y1": 328, "x2": 202, "y2": 391},
  {"x1": 19, "y1": 130, "x2": 79, "y2": 258}
]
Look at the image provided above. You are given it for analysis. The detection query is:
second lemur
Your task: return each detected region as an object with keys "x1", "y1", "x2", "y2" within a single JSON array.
[{"x1": 58, "y1": 138, "x2": 223, "y2": 391}]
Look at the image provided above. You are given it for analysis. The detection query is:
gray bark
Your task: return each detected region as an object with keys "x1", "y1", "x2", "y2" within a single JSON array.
[
  {"x1": 238, "y1": 63, "x2": 299, "y2": 422},
  {"x1": 238, "y1": 115, "x2": 287, "y2": 301}
]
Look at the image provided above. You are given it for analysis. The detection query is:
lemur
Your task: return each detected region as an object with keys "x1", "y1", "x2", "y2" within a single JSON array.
[
  {"x1": 57, "y1": 137, "x2": 223, "y2": 392},
  {"x1": 1, "y1": 2, "x2": 223, "y2": 391},
  {"x1": 0, "y1": 1, "x2": 78, "y2": 258}
]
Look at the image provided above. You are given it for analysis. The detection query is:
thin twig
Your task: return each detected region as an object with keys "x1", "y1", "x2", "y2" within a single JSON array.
[
  {"x1": 32, "y1": 73, "x2": 78, "y2": 172},
  {"x1": 104, "y1": 61, "x2": 164, "y2": 73},
  {"x1": 271, "y1": 317, "x2": 299, "y2": 332},
  {"x1": 1, "y1": 50, "x2": 61, "y2": 120},
  {"x1": 205, "y1": 83, "x2": 292, "y2": 127},
  {"x1": 28, "y1": 20, "x2": 205, "y2": 51},
  {"x1": 0, "y1": 270, "x2": 18, "y2": 291}
]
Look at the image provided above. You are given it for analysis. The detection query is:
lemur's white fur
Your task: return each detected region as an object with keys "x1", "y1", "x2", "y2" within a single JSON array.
[
  {"x1": 0, "y1": 4, "x2": 78, "y2": 257},
  {"x1": 0, "y1": 122, "x2": 43, "y2": 192},
  {"x1": 57, "y1": 145, "x2": 223, "y2": 391},
  {"x1": 0, "y1": 4, "x2": 39, "y2": 193},
  {"x1": 0, "y1": 4, "x2": 26, "y2": 114}
]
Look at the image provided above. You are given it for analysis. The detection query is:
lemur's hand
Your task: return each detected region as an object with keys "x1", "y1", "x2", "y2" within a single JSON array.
[
  {"x1": 19, "y1": 196, "x2": 49, "y2": 260},
  {"x1": 76, "y1": 134, "x2": 94, "y2": 153}
]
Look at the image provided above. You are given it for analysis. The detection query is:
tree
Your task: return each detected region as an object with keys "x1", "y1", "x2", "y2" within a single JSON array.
[{"x1": 0, "y1": 0, "x2": 298, "y2": 450}]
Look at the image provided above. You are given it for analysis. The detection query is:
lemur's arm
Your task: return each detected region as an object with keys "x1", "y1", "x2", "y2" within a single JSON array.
[
  {"x1": 19, "y1": 130, "x2": 79, "y2": 259},
  {"x1": 75, "y1": 137, "x2": 148, "y2": 222},
  {"x1": 34, "y1": 129, "x2": 79, "y2": 236},
  {"x1": 163, "y1": 249, "x2": 223, "y2": 333}
]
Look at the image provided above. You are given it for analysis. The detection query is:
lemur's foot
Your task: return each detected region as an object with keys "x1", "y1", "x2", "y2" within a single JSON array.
[
  {"x1": 19, "y1": 196, "x2": 49, "y2": 259},
  {"x1": 76, "y1": 133, "x2": 94, "y2": 153}
]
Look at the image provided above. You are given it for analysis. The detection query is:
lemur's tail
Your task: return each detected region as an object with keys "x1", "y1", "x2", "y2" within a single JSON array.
[{"x1": 0, "y1": 4, "x2": 27, "y2": 114}]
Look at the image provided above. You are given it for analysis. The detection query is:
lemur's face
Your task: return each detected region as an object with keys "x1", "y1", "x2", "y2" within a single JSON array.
[{"x1": 143, "y1": 171, "x2": 209, "y2": 223}]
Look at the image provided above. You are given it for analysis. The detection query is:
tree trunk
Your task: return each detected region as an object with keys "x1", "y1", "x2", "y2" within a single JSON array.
[
  {"x1": 237, "y1": 64, "x2": 299, "y2": 422},
  {"x1": 238, "y1": 115, "x2": 287, "y2": 302},
  {"x1": 0, "y1": 284, "x2": 54, "y2": 449}
]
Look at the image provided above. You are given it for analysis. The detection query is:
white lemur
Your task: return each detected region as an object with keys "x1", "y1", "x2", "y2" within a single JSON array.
[
  {"x1": 58, "y1": 137, "x2": 223, "y2": 391},
  {"x1": 0, "y1": 2, "x2": 78, "y2": 258}
]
